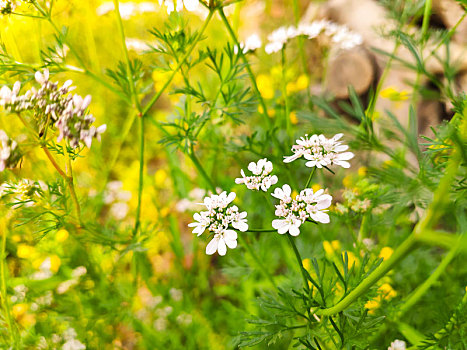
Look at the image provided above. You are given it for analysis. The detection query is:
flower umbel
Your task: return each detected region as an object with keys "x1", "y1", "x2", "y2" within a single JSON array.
[
  {"x1": 0, "y1": 69, "x2": 106, "y2": 148},
  {"x1": 0, "y1": 130, "x2": 22, "y2": 172},
  {"x1": 271, "y1": 184, "x2": 332, "y2": 236},
  {"x1": 284, "y1": 133, "x2": 354, "y2": 169},
  {"x1": 188, "y1": 191, "x2": 248, "y2": 256},
  {"x1": 235, "y1": 158, "x2": 278, "y2": 191}
]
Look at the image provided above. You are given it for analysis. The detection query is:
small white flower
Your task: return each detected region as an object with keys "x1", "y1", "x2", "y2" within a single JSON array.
[
  {"x1": 235, "y1": 33, "x2": 262, "y2": 54},
  {"x1": 159, "y1": 0, "x2": 199, "y2": 14},
  {"x1": 189, "y1": 191, "x2": 248, "y2": 256},
  {"x1": 388, "y1": 339, "x2": 406, "y2": 350},
  {"x1": 62, "y1": 339, "x2": 86, "y2": 350},
  {"x1": 235, "y1": 158, "x2": 278, "y2": 191},
  {"x1": 271, "y1": 185, "x2": 332, "y2": 236},
  {"x1": 264, "y1": 20, "x2": 362, "y2": 55},
  {"x1": 284, "y1": 133, "x2": 354, "y2": 169}
]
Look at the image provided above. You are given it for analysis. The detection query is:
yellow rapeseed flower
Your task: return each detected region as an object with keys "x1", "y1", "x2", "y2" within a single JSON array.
[
  {"x1": 291, "y1": 190, "x2": 299, "y2": 200},
  {"x1": 364, "y1": 299, "x2": 380, "y2": 314},
  {"x1": 289, "y1": 111, "x2": 298, "y2": 125},
  {"x1": 302, "y1": 258, "x2": 311, "y2": 271},
  {"x1": 256, "y1": 74, "x2": 274, "y2": 99},
  {"x1": 311, "y1": 183, "x2": 321, "y2": 192},
  {"x1": 154, "y1": 169, "x2": 168, "y2": 187},
  {"x1": 358, "y1": 167, "x2": 368, "y2": 177},
  {"x1": 379, "y1": 247, "x2": 394, "y2": 260},
  {"x1": 48, "y1": 255, "x2": 61, "y2": 273},
  {"x1": 295, "y1": 74, "x2": 310, "y2": 90},
  {"x1": 56, "y1": 229, "x2": 69, "y2": 242},
  {"x1": 379, "y1": 283, "x2": 397, "y2": 300},
  {"x1": 12, "y1": 303, "x2": 28, "y2": 319},
  {"x1": 17, "y1": 244, "x2": 35, "y2": 259},
  {"x1": 342, "y1": 175, "x2": 353, "y2": 188}
]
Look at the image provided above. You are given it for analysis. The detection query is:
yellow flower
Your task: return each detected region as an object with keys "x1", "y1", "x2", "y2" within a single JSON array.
[
  {"x1": 302, "y1": 258, "x2": 311, "y2": 271},
  {"x1": 286, "y1": 82, "x2": 296, "y2": 95},
  {"x1": 291, "y1": 190, "x2": 299, "y2": 200},
  {"x1": 289, "y1": 111, "x2": 298, "y2": 125},
  {"x1": 342, "y1": 175, "x2": 353, "y2": 188},
  {"x1": 379, "y1": 283, "x2": 397, "y2": 300},
  {"x1": 311, "y1": 184, "x2": 321, "y2": 192},
  {"x1": 358, "y1": 167, "x2": 368, "y2": 177},
  {"x1": 323, "y1": 240, "x2": 341, "y2": 257},
  {"x1": 296, "y1": 74, "x2": 309, "y2": 90},
  {"x1": 380, "y1": 86, "x2": 410, "y2": 101},
  {"x1": 345, "y1": 251, "x2": 358, "y2": 267},
  {"x1": 256, "y1": 74, "x2": 274, "y2": 99},
  {"x1": 56, "y1": 229, "x2": 69, "y2": 242},
  {"x1": 48, "y1": 255, "x2": 61, "y2": 273},
  {"x1": 379, "y1": 247, "x2": 394, "y2": 261},
  {"x1": 154, "y1": 169, "x2": 168, "y2": 187},
  {"x1": 365, "y1": 299, "x2": 380, "y2": 314},
  {"x1": 12, "y1": 303, "x2": 28, "y2": 319},
  {"x1": 17, "y1": 244, "x2": 35, "y2": 259}
]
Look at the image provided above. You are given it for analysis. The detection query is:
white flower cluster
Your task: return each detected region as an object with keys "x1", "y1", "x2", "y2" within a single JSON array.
[
  {"x1": 103, "y1": 181, "x2": 132, "y2": 220},
  {"x1": 284, "y1": 133, "x2": 354, "y2": 169},
  {"x1": 271, "y1": 184, "x2": 332, "y2": 236},
  {"x1": 234, "y1": 33, "x2": 262, "y2": 55},
  {"x1": 158, "y1": 0, "x2": 199, "y2": 14},
  {"x1": 96, "y1": 2, "x2": 157, "y2": 19},
  {"x1": 62, "y1": 327, "x2": 86, "y2": 350},
  {"x1": 0, "y1": 129, "x2": 21, "y2": 172},
  {"x1": 0, "y1": 0, "x2": 17, "y2": 15},
  {"x1": 235, "y1": 158, "x2": 278, "y2": 191},
  {"x1": 0, "y1": 69, "x2": 106, "y2": 148},
  {"x1": 388, "y1": 339, "x2": 406, "y2": 350},
  {"x1": 188, "y1": 192, "x2": 248, "y2": 256},
  {"x1": 265, "y1": 20, "x2": 363, "y2": 54}
]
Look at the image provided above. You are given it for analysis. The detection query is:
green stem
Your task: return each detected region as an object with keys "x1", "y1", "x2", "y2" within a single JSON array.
[
  {"x1": 246, "y1": 228, "x2": 277, "y2": 233},
  {"x1": 314, "y1": 122, "x2": 463, "y2": 316},
  {"x1": 16, "y1": 113, "x2": 82, "y2": 224},
  {"x1": 315, "y1": 234, "x2": 417, "y2": 316},
  {"x1": 188, "y1": 148, "x2": 216, "y2": 193},
  {"x1": 113, "y1": 0, "x2": 142, "y2": 112},
  {"x1": 304, "y1": 167, "x2": 316, "y2": 188},
  {"x1": 237, "y1": 235, "x2": 277, "y2": 289},
  {"x1": 141, "y1": 10, "x2": 214, "y2": 117},
  {"x1": 287, "y1": 235, "x2": 310, "y2": 292},
  {"x1": 32, "y1": 1, "x2": 128, "y2": 101},
  {"x1": 281, "y1": 47, "x2": 291, "y2": 136},
  {"x1": 421, "y1": 0, "x2": 432, "y2": 43},
  {"x1": 0, "y1": 219, "x2": 18, "y2": 347},
  {"x1": 217, "y1": 7, "x2": 272, "y2": 128},
  {"x1": 397, "y1": 239, "x2": 461, "y2": 317},
  {"x1": 133, "y1": 115, "x2": 145, "y2": 235}
]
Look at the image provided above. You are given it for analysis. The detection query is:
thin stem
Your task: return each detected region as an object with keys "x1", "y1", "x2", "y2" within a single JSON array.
[
  {"x1": 0, "y1": 218, "x2": 19, "y2": 347},
  {"x1": 188, "y1": 148, "x2": 216, "y2": 193},
  {"x1": 287, "y1": 235, "x2": 310, "y2": 292},
  {"x1": 314, "y1": 121, "x2": 464, "y2": 316},
  {"x1": 304, "y1": 167, "x2": 316, "y2": 188},
  {"x1": 16, "y1": 113, "x2": 82, "y2": 223},
  {"x1": 246, "y1": 228, "x2": 277, "y2": 233},
  {"x1": 113, "y1": 0, "x2": 142, "y2": 112},
  {"x1": 31, "y1": 1, "x2": 129, "y2": 102},
  {"x1": 281, "y1": 47, "x2": 291, "y2": 136},
  {"x1": 421, "y1": 0, "x2": 432, "y2": 44},
  {"x1": 133, "y1": 115, "x2": 145, "y2": 235},
  {"x1": 141, "y1": 10, "x2": 214, "y2": 117},
  {"x1": 217, "y1": 7, "x2": 272, "y2": 128},
  {"x1": 397, "y1": 240, "x2": 461, "y2": 317},
  {"x1": 237, "y1": 235, "x2": 277, "y2": 289},
  {"x1": 113, "y1": 0, "x2": 145, "y2": 235}
]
